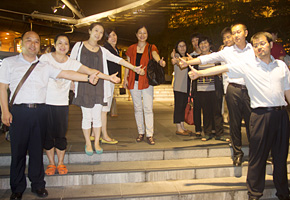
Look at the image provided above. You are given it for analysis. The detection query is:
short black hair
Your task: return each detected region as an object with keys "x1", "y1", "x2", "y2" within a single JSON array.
[
  {"x1": 21, "y1": 31, "x2": 39, "y2": 41},
  {"x1": 190, "y1": 33, "x2": 201, "y2": 41},
  {"x1": 250, "y1": 32, "x2": 273, "y2": 45},
  {"x1": 231, "y1": 23, "x2": 247, "y2": 31},
  {"x1": 198, "y1": 36, "x2": 212, "y2": 47}
]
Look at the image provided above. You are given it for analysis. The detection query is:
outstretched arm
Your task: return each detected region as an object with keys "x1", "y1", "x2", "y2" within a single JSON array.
[
  {"x1": 57, "y1": 70, "x2": 99, "y2": 85},
  {"x1": 0, "y1": 83, "x2": 12, "y2": 126},
  {"x1": 179, "y1": 57, "x2": 201, "y2": 68},
  {"x1": 119, "y1": 59, "x2": 145, "y2": 75},
  {"x1": 188, "y1": 65, "x2": 229, "y2": 80},
  {"x1": 78, "y1": 65, "x2": 120, "y2": 83}
]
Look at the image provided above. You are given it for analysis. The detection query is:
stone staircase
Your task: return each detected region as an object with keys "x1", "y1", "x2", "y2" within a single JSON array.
[
  {"x1": 114, "y1": 84, "x2": 174, "y2": 101},
  {"x1": 0, "y1": 146, "x2": 289, "y2": 199}
]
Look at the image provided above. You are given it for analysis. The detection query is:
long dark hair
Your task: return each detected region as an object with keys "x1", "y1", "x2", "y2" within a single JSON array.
[{"x1": 174, "y1": 40, "x2": 188, "y2": 57}]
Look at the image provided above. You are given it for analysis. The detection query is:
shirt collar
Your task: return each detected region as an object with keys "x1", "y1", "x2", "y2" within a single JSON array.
[
  {"x1": 255, "y1": 55, "x2": 277, "y2": 68},
  {"x1": 233, "y1": 41, "x2": 252, "y2": 52},
  {"x1": 19, "y1": 53, "x2": 39, "y2": 64}
]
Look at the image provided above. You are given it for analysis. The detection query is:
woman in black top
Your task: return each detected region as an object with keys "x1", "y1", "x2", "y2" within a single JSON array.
[{"x1": 100, "y1": 28, "x2": 121, "y2": 144}]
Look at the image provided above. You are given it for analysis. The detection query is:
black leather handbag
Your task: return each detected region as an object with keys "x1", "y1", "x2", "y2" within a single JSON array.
[{"x1": 147, "y1": 45, "x2": 165, "y2": 86}]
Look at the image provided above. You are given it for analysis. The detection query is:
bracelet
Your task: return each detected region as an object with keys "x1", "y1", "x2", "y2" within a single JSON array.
[
  {"x1": 133, "y1": 66, "x2": 136, "y2": 72},
  {"x1": 87, "y1": 75, "x2": 90, "y2": 82}
]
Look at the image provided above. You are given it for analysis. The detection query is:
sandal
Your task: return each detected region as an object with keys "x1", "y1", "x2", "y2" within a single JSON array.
[
  {"x1": 147, "y1": 137, "x2": 155, "y2": 145},
  {"x1": 100, "y1": 138, "x2": 118, "y2": 144},
  {"x1": 201, "y1": 135, "x2": 212, "y2": 141},
  {"x1": 45, "y1": 165, "x2": 56, "y2": 176},
  {"x1": 136, "y1": 134, "x2": 145, "y2": 142},
  {"x1": 215, "y1": 136, "x2": 230, "y2": 142},
  {"x1": 176, "y1": 131, "x2": 190, "y2": 136},
  {"x1": 57, "y1": 165, "x2": 68, "y2": 175}
]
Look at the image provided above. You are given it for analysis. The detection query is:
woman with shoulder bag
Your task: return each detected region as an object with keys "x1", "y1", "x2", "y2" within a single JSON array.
[
  {"x1": 171, "y1": 40, "x2": 193, "y2": 136},
  {"x1": 70, "y1": 22, "x2": 144, "y2": 155},
  {"x1": 123, "y1": 25, "x2": 166, "y2": 145}
]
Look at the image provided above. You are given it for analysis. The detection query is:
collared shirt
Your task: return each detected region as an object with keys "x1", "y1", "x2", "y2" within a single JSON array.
[
  {"x1": 199, "y1": 42, "x2": 255, "y2": 86},
  {"x1": 227, "y1": 56, "x2": 290, "y2": 108},
  {"x1": 0, "y1": 53, "x2": 61, "y2": 104}
]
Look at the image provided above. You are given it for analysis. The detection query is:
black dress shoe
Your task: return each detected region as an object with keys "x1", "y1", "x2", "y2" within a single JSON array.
[
  {"x1": 31, "y1": 188, "x2": 48, "y2": 198},
  {"x1": 233, "y1": 156, "x2": 243, "y2": 166},
  {"x1": 10, "y1": 192, "x2": 22, "y2": 200},
  {"x1": 277, "y1": 194, "x2": 290, "y2": 200}
]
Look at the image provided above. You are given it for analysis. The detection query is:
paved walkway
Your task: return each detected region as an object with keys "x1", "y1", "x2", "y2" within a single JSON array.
[{"x1": 0, "y1": 99, "x2": 247, "y2": 155}]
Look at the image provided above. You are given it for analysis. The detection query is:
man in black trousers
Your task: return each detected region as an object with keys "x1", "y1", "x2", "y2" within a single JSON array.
[
  {"x1": 187, "y1": 31, "x2": 290, "y2": 200},
  {"x1": 179, "y1": 23, "x2": 253, "y2": 166},
  {"x1": 0, "y1": 31, "x2": 99, "y2": 200}
]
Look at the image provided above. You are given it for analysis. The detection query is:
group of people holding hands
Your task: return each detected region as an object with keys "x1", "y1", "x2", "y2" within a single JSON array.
[{"x1": 0, "y1": 21, "x2": 289, "y2": 200}]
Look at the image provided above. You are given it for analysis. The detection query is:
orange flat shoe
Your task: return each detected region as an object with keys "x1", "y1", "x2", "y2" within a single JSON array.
[
  {"x1": 57, "y1": 164, "x2": 68, "y2": 175},
  {"x1": 45, "y1": 165, "x2": 56, "y2": 176}
]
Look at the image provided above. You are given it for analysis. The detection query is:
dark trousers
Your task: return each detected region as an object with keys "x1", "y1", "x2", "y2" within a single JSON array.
[
  {"x1": 44, "y1": 105, "x2": 69, "y2": 150},
  {"x1": 195, "y1": 91, "x2": 215, "y2": 136},
  {"x1": 10, "y1": 105, "x2": 47, "y2": 193},
  {"x1": 195, "y1": 91, "x2": 224, "y2": 136},
  {"x1": 194, "y1": 93, "x2": 202, "y2": 132},
  {"x1": 247, "y1": 108, "x2": 289, "y2": 199},
  {"x1": 213, "y1": 88, "x2": 224, "y2": 137},
  {"x1": 225, "y1": 84, "x2": 251, "y2": 157},
  {"x1": 173, "y1": 91, "x2": 188, "y2": 123}
]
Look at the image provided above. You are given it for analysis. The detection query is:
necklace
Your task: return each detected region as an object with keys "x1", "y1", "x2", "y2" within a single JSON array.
[
  {"x1": 87, "y1": 40, "x2": 98, "y2": 50},
  {"x1": 137, "y1": 43, "x2": 146, "y2": 51}
]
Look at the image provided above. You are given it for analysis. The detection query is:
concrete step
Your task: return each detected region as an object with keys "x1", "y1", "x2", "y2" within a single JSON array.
[
  {"x1": 0, "y1": 145, "x2": 241, "y2": 167},
  {"x1": 0, "y1": 175, "x2": 287, "y2": 200},
  {"x1": 1, "y1": 156, "x2": 289, "y2": 189}
]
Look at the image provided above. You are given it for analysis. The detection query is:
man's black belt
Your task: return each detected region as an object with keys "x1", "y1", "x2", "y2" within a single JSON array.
[
  {"x1": 254, "y1": 106, "x2": 286, "y2": 111},
  {"x1": 13, "y1": 104, "x2": 45, "y2": 108},
  {"x1": 229, "y1": 83, "x2": 247, "y2": 90}
]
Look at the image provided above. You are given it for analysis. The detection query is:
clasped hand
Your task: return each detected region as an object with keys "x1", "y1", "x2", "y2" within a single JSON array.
[
  {"x1": 134, "y1": 65, "x2": 147, "y2": 75},
  {"x1": 109, "y1": 72, "x2": 121, "y2": 83},
  {"x1": 88, "y1": 72, "x2": 100, "y2": 85},
  {"x1": 188, "y1": 65, "x2": 200, "y2": 80}
]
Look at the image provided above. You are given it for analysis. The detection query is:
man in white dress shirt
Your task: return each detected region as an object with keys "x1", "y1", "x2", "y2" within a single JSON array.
[
  {"x1": 187, "y1": 32, "x2": 290, "y2": 200},
  {"x1": 180, "y1": 24, "x2": 253, "y2": 166},
  {"x1": 0, "y1": 31, "x2": 98, "y2": 200}
]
